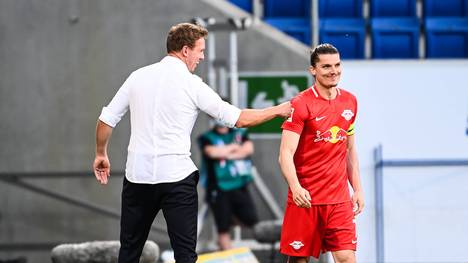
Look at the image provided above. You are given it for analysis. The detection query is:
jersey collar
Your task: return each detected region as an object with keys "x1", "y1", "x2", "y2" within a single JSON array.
[{"x1": 310, "y1": 85, "x2": 341, "y2": 100}]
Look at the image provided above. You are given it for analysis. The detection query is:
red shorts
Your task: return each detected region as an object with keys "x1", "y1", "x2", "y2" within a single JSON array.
[{"x1": 280, "y1": 201, "x2": 357, "y2": 258}]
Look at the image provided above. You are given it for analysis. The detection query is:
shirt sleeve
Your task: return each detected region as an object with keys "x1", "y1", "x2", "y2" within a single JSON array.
[
  {"x1": 193, "y1": 77, "x2": 241, "y2": 128},
  {"x1": 98, "y1": 73, "x2": 133, "y2": 128},
  {"x1": 347, "y1": 96, "x2": 358, "y2": 136},
  {"x1": 281, "y1": 95, "x2": 308, "y2": 135}
]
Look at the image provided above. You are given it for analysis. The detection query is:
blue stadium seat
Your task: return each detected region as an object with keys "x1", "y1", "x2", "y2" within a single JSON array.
[
  {"x1": 423, "y1": 0, "x2": 468, "y2": 17},
  {"x1": 371, "y1": 18, "x2": 420, "y2": 58},
  {"x1": 425, "y1": 18, "x2": 468, "y2": 58},
  {"x1": 263, "y1": 0, "x2": 310, "y2": 18},
  {"x1": 228, "y1": 0, "x2": 253, "y2": 13},
  {"x1": 319, "y1": 18, "x2": 366, "y2": 58},
  {"x1": 371, "y1": 0, "x2": 417, "y2": 17},
  {"x1": 265, "y1": 18, "x2": 311, "y2": 45},
  {"x1": 319, "y1": 0, "x2": 363, "y2": 18}
]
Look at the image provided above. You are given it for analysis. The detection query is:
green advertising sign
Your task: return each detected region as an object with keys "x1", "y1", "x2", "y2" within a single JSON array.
[{"x1": 239, "y1": 72, "x2": 312, "y2": 138}]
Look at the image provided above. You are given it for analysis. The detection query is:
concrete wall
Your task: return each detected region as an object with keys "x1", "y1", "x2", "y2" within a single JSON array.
[{"x1": 0, "y1": 0, "x2": 307, "y2": 262}]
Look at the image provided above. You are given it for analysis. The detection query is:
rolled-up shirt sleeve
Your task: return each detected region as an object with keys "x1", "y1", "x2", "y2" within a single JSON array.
[
  {"x1": 98, "y1": 73, "x2": 133, "y2": 128},
  {"x1": 194, "y1": 78, "x2": 241, "y2": 128}
]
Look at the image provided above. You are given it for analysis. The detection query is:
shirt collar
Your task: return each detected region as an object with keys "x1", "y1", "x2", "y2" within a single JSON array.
[
  {"x1": 310, "y1": 85, "x2": 341, "y2": 100},
  {"x1": 162, "y1": 55, "x2": 190, "y2": 72}
]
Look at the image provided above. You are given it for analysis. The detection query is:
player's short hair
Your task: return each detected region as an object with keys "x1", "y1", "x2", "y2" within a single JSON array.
[
  {"x1": 310, "y1": 43, "x2": 339, "y2": 67},
  {"x1": 166, "y1": 23, "x2": 208, "y2": 53}
]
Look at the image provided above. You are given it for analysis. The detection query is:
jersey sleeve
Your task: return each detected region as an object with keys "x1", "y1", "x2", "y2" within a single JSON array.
[
  {"x1": 347, "y1": 96, "x2": 358, "y2": 136},
  {"x1": 281, "y1": 95, "x2": 308, "y2": 135}
]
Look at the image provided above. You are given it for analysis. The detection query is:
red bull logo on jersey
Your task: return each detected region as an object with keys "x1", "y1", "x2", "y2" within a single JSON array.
[{"x1": 314, "y1": 126, "x2": 347, "y2": 144}]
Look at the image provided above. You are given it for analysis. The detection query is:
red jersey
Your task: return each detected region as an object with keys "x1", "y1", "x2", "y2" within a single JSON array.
[{"x1": 282, "y1": 85, "x2": 357, "y2": 204}]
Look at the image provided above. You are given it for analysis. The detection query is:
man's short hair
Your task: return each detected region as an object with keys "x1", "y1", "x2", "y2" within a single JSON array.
[
  {"x1": 310, "y1": 43, "x2": 339, "y2": 67},
  {"x1": 166, "y1": 23, "x2": 208, "y2": 53}
]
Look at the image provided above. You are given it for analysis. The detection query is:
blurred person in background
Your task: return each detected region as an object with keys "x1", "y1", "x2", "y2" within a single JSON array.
[
  {"x1": 92, "y1": 22, "x2": 291, "y2": 263},
  {"x1": 278, "y1": 43, "x2": 364, "y2": 263},
  {"x1": 198, "y1": 118, "x2": 258, "y2": 250}
]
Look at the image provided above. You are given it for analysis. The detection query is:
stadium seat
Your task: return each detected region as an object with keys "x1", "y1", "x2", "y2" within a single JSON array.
[
  {"x1": 371, "y1": 18, "x2": 420, "y2": 58},
  {"x1": 319, "y1": 0, "x2": 363, "y2": 18},
  {"x1": 319, "y1": 18, "x2": 366, "y2": 58},
  {"x1": 425, "y1": 17, "x2": 468, "y2": 58},
  {"x1": 228, "y1": 0, "x2": 253, "y2": 13},
  {"x1": 370, "y1": 0, "x2": 417, "y2": 17},
  {"x1": 264, "y1": 18, "x2": 312, "y2": 45},
  {"x1": 263, "y1": 0, "x2": 311, "y2": 45},
  {"x1": 263, "y1": 0, "x2": 310, "y2": 18},
  {"x1": 423, "y1": 0, "x2": 468, "y2": 17}
]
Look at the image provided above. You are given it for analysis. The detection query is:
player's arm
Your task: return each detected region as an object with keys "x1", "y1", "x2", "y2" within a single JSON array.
[
  {"x1": 279, "y1": 130, "x2": 311, "y2": 208},
  {"x1": 347, "y1": 135, "x2": 364, "y2": 215},
  {"x1": 93, "y1": 120, "x2": 113, "y2": 185},
  {"x1": 93, "y1": 72, "x2": 132, "y2": 185},
  {"x1": 194, "y1": 80, "x2": 291, "y2": 129},
  {"x1": 235, "y1": 102, "x2": 291, "y2": 128}
]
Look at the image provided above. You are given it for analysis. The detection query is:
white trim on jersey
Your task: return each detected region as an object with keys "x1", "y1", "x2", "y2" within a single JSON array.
[{"x1": 311, "y1": 85, "x2": 319, "y2": 97}]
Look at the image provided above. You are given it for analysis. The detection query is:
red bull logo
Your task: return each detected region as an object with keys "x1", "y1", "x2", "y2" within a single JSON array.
[{"x1": 314, "y1": 126, "x2": 347, "y2": 144}]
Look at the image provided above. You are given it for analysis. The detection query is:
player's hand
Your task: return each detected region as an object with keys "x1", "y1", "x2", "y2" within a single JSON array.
[
  {"x1": 276, "y1": 101, "x2": 292, "y2": 118},
  {"x1": 93, "y1": 155, "x2": 111, "y2": 185},
  {"x1": 352, "y1": 190, "x2": 364, "y2": 215},
  {"x1": 291, "y1": 185, "x2": 311, "y2": 208}
]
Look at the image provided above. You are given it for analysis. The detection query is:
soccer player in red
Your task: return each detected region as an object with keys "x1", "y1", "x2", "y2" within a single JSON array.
[{"x1": 279, "y1": 44, "x2": 364, "y2": 263}]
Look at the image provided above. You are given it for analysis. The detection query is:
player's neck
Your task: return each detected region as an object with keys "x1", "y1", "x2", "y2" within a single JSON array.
[{"x1": 315, "y1": 84, "x2": 337, "y2": 100}]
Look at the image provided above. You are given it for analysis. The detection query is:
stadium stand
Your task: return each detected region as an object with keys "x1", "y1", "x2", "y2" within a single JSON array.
[
  {"x1": 263, "y1": 0, "x2": 312, "y2": 45},
  {"x1": 425, "y1": 17, "x2": 468, "y2": 58},
  {"x1": 370, "y1": 0, "x2": 417, "y2": 17},
  {"x1": 228, "y1": 0, "x2": 253, "y2": 13},
  {"x1": 423, "y1": 0, "x2": 468, "y2": 58},
  {"x1": 319, "y1": 0, "x2": 363, "y2": 18},
  {"x1": 319, "y1": 0, "x2": 365, "y2": 59},
  {"x1": 370, "y1": 0, "x2": 419, "y2": 59},
  {"x1": 228, "y1": 0, "x2": 468, "y2": 59},
  {"x1": 423, "y1": 0, "x2": 468, "y2": 17},
  {"x1": 319, "y1": 18, "x2": 366, "y2": 59},
  {"x1": 371, "y1": 18, "x2": 420, "y2": 58}
]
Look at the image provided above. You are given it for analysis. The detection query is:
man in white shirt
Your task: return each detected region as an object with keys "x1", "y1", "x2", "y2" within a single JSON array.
[{"x1": 93, "y1": 22, "x2": 291, "y2": 263}]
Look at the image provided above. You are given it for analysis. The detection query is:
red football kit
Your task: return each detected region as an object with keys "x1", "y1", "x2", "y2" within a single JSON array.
[{"x1": 280, "y1": 85, "x2": 358, "y2": 258}]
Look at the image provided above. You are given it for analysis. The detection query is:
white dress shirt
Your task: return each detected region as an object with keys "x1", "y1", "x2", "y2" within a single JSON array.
[{"x1": 99, "y1": 56, "x2": 241, "y2": 184}]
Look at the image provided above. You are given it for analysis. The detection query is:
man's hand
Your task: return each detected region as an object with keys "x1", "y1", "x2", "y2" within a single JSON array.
[
  {"x1": 291, "y1": 185, "x2": 311, "y2": 208},
  {"x1": 93, "y1": 155, "x2": 111, "y2": 185},
  {"x1": 352, "y1": 190, "x2": 364, "y2": 215},
  {"x1": 276, "y1": 101, "x2": 292, "y2": 118}
]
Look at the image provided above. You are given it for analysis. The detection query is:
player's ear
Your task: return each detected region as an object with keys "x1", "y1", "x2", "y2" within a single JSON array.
[
  {"x1": 181, "y1": 45, "x2": 189, "y2": 57},
  {"x1": 308, "y1": 66, "x2": 316, "y2": 77}
]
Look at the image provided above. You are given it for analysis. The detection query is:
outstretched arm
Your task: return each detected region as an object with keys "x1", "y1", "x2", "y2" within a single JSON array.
[
  {"x1": 235, "y1": 101, "x2": 291, "y2": 128},
  {"x1": 347, "y1": 135, "x2": 364, "y2": 215},
  {"x1": 279, "y1": 130, "x2": 311, "y2": 208},
  {"x1": 93, "y1": 120, "x2": 113, "y2": 185}
]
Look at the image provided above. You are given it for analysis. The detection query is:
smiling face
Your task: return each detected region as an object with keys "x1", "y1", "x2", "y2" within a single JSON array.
[
  {"x1": 183, "y1": 38, "x2": 205, "y2": 72},
  {"x1": 309, "y1": 53, "x2": 341, "y2": 89}
]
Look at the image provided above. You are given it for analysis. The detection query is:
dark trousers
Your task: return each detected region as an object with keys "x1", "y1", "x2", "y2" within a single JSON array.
[{"x1": 118, "y1": 171, "x2": 199, "y2": 263}]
